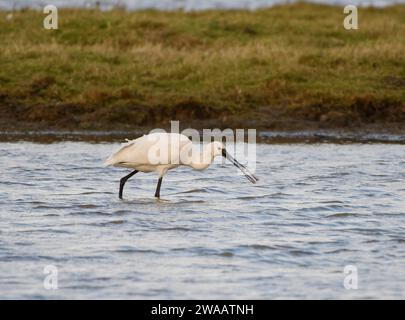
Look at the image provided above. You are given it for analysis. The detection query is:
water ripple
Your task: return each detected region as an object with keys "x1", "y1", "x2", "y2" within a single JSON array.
[{"x1": 0, "y1": 142, "x2": 404, "y2": 299}]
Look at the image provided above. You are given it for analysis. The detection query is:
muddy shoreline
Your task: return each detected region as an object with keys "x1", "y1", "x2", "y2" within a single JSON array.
[
  {"x1": 1, "y1": 112, "x2": 405, "y2": 143},
  {"x1": 1, "y1": 5, "x2": 404, "y2": 141},
  {"x1": 1, "y1": 5, "x2": 404, "y2": 144},
  {"x1": 2, "y1": 126, "x2": 405, "y2": 144}
]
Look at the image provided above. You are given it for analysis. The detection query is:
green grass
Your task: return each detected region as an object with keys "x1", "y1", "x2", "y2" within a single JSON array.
[{"x1": 0, "y1": 3, "x2": 404, "y2": 131}]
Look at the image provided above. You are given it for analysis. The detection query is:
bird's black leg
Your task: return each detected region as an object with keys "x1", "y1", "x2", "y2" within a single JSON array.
[
  {"x1": 119, "y1": 170, "x2": 138, "y2": 199},
  {"x1": 155, "y1": 177, "x2": 163, "y2": 198}
]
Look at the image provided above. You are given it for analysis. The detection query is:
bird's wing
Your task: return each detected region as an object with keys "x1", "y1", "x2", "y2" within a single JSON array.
[
  {"x1": 104, "y1": 138, "x2": 141, "y2": 167},
  {"x1": 104, "y1": 133, "x2": 192, "y2": 167}
]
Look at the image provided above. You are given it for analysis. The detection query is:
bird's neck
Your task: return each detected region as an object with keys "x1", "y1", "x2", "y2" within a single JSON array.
[
  {"x1": 189, "y1": 144, "x2": 214, "y2": 171},
  {"x1": 190, "y1": 161, "x2": 211, "y2": 171}
]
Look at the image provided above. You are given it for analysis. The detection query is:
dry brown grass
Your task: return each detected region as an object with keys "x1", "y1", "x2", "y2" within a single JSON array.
[{"x1": 0, "y1": 3, "x2": 404, "y2": 131}]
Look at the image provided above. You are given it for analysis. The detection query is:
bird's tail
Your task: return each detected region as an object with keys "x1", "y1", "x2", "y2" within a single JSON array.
[
  {"x1": 103, "y1": 138, "x2": 136, "y2": 167},
  {"x1": 103, "y1": 156, "x2": 115, "y2": 167}
]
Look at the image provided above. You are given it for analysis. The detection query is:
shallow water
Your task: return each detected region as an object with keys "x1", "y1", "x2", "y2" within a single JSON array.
[
  {"x1": 1, "y1": 0, "x2": 403, "y2": 10},
  {"x1": 0, "y1": 142, "x2": 404, "y2": 299}
]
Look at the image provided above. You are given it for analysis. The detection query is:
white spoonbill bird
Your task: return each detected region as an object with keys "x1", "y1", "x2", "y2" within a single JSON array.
[{"x1": 104, "y1": 132, "x2": 258, "y2": 199}]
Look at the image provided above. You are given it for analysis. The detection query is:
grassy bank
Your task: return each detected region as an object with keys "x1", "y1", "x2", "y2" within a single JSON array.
[{"x1": 0, "y1": 3, "x2": 404, "y2": 132}]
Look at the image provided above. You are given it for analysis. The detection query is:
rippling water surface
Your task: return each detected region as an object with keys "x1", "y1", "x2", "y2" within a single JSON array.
[{"x1": 0, "y1": 142, "x2": 404, "y2": 299}]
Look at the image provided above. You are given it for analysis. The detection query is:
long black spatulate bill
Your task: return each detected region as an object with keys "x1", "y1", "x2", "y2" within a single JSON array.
[{"x1": 222, "y1": 149, "x2": 259, "y2": 184}]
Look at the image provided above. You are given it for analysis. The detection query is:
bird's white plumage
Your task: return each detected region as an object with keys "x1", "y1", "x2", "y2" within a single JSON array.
[
  {"x1": 104, "y1": 133, "x2": 195, "y2": 175},
  {"x1": 104, "y1": 132, "x2": 257, "y2": 198}
]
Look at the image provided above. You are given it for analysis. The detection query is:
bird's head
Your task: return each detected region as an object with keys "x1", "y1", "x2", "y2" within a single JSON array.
[{"x1": 210, "y1": 141, "x2": 225, "y2": 158}]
